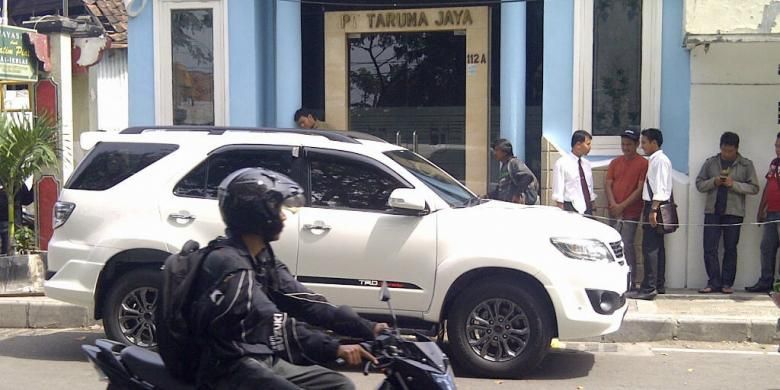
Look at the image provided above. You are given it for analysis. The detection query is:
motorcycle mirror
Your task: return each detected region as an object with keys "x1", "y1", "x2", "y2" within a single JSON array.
[{"x1": 379, "y1": 281, "x2": 391, "y2": 302}]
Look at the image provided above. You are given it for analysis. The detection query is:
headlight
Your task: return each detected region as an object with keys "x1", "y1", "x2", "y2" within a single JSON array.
[{"x1": 550, "y1": 238, "x2": 615, "y2": 263}]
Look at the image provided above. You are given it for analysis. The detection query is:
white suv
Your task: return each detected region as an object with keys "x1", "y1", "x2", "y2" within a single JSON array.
[{"x1": 46, "y1": 126, "x2": 629, "y2": 378}]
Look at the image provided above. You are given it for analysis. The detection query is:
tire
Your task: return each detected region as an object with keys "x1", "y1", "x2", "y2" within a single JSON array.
[
  {"x1": 102, "y1": 268, "x2": 162, "y2": 348},
  {"x1": 446, "y1": 280, "x2": 553, "y2": 378}
]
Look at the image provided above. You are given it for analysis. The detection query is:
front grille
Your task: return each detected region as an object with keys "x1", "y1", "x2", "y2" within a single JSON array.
[{"x1": 609, "y1": 241, "x2": 624, "y2": 262}]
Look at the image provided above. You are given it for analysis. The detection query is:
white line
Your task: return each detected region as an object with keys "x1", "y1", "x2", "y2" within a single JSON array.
[{"x1": 652, "y1": 347, "x2": 780, "y2": 356}]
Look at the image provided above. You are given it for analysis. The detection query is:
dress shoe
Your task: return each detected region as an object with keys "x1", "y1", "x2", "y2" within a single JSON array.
[
  {"x1": 627, "y1": 290, "x2": 657, "y2": 300},
  {"x1": 721, "y1": 286, "x2": 734, "y2": 294},
  {"x1": 745, "y1": 284, "x2": 771, "y2": 293},
  {"x1": 657, "y1": 287, "x2": 666, "y2": 294}
]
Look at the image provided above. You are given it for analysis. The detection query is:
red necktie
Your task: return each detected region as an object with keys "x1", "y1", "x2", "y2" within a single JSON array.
[{"x1": 578, "y1": 158, "x2": 592, "y2": 212}]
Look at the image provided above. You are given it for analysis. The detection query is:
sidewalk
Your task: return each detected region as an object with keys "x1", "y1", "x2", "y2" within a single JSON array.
[
  {"x1": 0, "y1": 291, "x2": 778, "y2": 344},
  {"x1": 582, "y1": 289, "x2": 780, "y2": 344}
]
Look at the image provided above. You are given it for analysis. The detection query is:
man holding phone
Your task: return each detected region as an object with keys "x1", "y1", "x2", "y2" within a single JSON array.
[{"x1": 695, "y1": 132, "x2": 759, "y2": 294}]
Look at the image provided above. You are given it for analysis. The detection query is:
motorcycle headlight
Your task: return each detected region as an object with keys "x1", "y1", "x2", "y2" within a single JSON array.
[
  {"x1": 550, "y1": 238, "x2": 615, "y2": 263},
  {"x1": 431, "y1": 372, "x2": 457, "y2": 390}
]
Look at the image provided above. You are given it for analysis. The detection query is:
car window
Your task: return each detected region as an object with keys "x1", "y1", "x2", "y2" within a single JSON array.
[
  {"x1": 309, "y1": 153, "x2": 404, "y2": 211},
  {"x1": 66, "y1": 142, "x2": 179, "y2": 190},
  {"x1": 174, "y1": 148, "x2": 293, "y2": 199}
]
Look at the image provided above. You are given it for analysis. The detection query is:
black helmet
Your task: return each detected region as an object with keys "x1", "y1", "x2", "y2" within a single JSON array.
[{"x1": 218, "y1": 168, "x2": 304, "y2": 240}]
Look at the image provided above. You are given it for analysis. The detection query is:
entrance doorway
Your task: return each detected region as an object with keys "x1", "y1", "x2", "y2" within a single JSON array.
[
  {"x1": 348, "y1": 31, "x2": 466, "y2": 181},
  {"x1": 325, "y1": 6, "x2": 490, "y2": 192}
]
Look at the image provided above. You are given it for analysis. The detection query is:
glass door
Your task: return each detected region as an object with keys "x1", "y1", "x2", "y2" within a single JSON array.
[{"x1": 348, "y1": 31, "x2": 467, "y2": 182}]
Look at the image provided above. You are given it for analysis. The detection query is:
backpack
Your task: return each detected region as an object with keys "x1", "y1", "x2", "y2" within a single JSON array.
[
  {"x1": 156, "y1": 240, "x2": 216, "y2": 384},
  {"x1": 507, "y1": 158, "x2": 539, "y2": 205}
]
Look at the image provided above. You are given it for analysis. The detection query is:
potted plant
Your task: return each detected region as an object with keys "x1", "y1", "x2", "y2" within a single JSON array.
[{"x1": 0, "y1": 115, "x2": 57, "y2": 295}]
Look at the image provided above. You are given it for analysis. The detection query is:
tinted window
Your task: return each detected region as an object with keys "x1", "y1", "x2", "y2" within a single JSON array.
[
  {"x1": 309, "y1": 153, "x2": 405, "y2": 211},
  {"x1": 66, "y1": 142, "x2": 178, "y2": 190},
  {"x1": 174, "y1": 148, "x2": 293, "y2": 199}
]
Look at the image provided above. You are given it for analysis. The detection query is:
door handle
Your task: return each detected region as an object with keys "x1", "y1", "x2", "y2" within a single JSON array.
[
  {"x1": 169, "y1": 213, "x2": 196, "y2": 221},
  {"x1": 302, "y1": 223, "x2": 331, "y2": 231}
]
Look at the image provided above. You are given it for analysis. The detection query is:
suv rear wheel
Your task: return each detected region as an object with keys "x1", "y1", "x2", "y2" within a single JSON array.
[
  {"x1": 446, "y1": 280, "x2": 552, "y2": 378},
  {"x1": 102, "y1": 268, "x2": 161, "y2": 348}
]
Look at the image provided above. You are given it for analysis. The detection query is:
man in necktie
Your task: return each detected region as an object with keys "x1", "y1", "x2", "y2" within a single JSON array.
[{"x1": 552, "y1": 130, "x2": 596, "y2": 216}]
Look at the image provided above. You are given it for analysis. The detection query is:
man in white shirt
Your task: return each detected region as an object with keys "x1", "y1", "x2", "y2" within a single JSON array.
[
  {"x1": 552, "y1": 130, "x2": 597, "y2": 215},
  {"x1": 629, "y1": 128, "x2": 673, "y2": 301}
]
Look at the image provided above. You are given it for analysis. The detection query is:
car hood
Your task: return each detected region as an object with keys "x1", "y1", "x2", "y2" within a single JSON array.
[{"x1": 438, "y1": 200, "x2": 622, "y2": 244}]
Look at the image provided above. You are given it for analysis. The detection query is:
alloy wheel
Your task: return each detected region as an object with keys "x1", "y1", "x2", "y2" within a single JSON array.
[{"x1": 465, "y1": 298, "x2": 530, "y2": 362}]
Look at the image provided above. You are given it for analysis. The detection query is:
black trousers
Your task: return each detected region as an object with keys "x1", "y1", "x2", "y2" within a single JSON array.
[
  {"x1": 758, "y1": 212, "x2": 780, "y2": 286},
  {"x1": 213, "y1": 356, "x2": 354, "y2": 390},
  {"x1": 563, "y1": 201, "x2": 593, "y2": 216},
  {"x1": 702, "y1": 213, "x2": 743, "y2": 289},
  {"x1": 640, "y1": 202, "x2": 666, "y2": 292}
]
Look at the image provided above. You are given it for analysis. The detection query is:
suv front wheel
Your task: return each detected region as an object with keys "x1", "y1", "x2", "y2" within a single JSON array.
[
  {"x1": 446, "y1": 280, "x2": 553, "y2": 378},
  {"x1": 102, "y1": 268, "x2": 162, "y2": 348}
]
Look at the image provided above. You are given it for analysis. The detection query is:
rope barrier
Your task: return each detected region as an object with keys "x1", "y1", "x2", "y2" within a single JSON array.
[{"x1": 581, "y1": 212, "x2": 778, "y2": 228}]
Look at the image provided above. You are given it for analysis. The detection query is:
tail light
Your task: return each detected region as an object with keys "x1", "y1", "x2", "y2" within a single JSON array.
[{"x1": 54, "y1": 201, "x2": 75, "y2": 229}]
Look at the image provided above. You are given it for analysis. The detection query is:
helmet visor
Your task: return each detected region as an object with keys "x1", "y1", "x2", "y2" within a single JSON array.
[{"x1": 281, "y1": 193, "x2": 305, "y2": 214}]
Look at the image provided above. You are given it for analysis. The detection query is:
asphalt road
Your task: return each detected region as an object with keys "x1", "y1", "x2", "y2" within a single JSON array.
[{"x1": 0, "y1": 328, "x2": 778, "y2": 390}]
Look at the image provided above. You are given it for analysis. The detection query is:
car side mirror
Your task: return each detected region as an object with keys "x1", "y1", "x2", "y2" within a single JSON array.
[{"x1": 388, "y1": 188, "x2": 427, "y2": 215}]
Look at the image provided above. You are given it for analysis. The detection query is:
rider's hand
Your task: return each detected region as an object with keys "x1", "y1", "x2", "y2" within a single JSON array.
[
  {"x1": 337, "y1": 344, "x2": 377, "y2": 366},
  {"x1": 373, "y1": 322, "x2": 390, "y2": 336}
]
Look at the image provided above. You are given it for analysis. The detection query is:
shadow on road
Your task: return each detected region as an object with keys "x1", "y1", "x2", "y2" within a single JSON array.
[
  {"x1": 0, "y1": 330, "x2": 102, "y2": 362},
  {"x1": 526, "y1": 349, "x2": 596, "y2": 380}
]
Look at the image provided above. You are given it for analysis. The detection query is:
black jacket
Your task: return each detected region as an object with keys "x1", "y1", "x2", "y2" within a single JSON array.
[
  {"x1": 0, "y1": 184, "x2": 34, "y2": 222},
  {"x1": 188, "y1": 236, "x2": 376, "y2": 380}
]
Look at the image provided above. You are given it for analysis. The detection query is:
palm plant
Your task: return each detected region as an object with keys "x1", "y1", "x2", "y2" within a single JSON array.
[{"x1": 0, "y1": 115, "x2": 58, "y2": 256}]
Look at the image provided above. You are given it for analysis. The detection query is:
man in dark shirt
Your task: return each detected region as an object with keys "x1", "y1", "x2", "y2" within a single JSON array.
[
  {"x1": 487, "y1": 139, "x2": 538, "y2": 204},
  {"x1": 0, "y1": 183, "x2": 34, "y2": 255},
  {"x1": 186, "y1": 168, "x2": 385, "y2": 389},
  {"x1": 695, "y1": 132, "x2": 759, "y2": 294}
]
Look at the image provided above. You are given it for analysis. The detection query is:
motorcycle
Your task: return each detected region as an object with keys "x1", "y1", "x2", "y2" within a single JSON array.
[{"x1": 81, "y1": 282, "x2": 456, "y2": 389}]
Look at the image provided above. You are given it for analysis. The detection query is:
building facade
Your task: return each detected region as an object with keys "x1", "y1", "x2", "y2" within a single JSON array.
[{"x1": 126, "y1": 0, "x2": 780, "y2": 289}]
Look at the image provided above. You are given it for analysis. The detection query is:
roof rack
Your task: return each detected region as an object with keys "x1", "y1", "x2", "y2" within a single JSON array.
[{"x1": 119, "y1": 126, "x2": 389, "y2": 144}]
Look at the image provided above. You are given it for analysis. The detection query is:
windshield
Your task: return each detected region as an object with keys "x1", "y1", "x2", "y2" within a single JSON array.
[{"x1": 385, "y1": 149, "x2": 478, "y2": 207}]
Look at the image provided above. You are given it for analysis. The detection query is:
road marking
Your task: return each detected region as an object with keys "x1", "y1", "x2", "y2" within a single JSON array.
[{"x1": 652, "y1": 347, "x2": 780, "y2": 356}]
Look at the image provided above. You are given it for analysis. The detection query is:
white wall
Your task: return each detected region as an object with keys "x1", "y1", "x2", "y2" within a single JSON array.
[
  {"x1": 685, "y1": 0, "x2": 780, "y2": 34},
  {"x1": 94, "y1": 49, "x2": 129, "y2": 132},
  {"x1": 688, "y1": 42, "x2": 780, "y2": 288}
]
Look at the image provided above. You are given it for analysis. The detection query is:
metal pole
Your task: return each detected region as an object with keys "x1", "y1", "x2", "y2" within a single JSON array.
[
  {"x1": 63, "y1": 0, "x2": 68, "y2": 17},
  {"x1": 2, "y1": 0, "x2": 8, "y2": 25}
]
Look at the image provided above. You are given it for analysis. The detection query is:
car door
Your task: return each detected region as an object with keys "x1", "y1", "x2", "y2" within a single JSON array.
[
  {"x1": 295, "y1": 148, "x2": 437, "y2": 312},
  {"x1": 158, "y1": 145, "x2": 303, "y2": 270}
]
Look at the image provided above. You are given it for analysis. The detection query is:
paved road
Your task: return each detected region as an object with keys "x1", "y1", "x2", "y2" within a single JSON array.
[{"x1": 1, "y1": 328, "x2": 778, "y2": 390}]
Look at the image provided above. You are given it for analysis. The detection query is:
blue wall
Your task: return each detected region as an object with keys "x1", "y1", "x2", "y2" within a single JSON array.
[
  {"x1": 541, "y1": 0, "x2": 574, "y2": 150},
  {"x1": 228, "y1": 0, "x2": 262, "y2": 126},
  {"x1": 127, "y1": 2, "x2": 155, "y2": 125},
  {"x1": 659, "y1": 0, "x2": 691, "y2": 173}
]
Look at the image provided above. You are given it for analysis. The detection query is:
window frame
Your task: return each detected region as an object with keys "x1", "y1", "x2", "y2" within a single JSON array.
[
  {"x1": 572, "y1": 0, "x2": 662, "y2": 155},
  {"x1": 154, "y1": 0, "x2": 228, "y2": 126},
  {"x1": 172, "y1": 145, "x2": 298, "y2": 199},
  {"x1": 303, "y1": 148, "x2": 413, "y2": 213}
]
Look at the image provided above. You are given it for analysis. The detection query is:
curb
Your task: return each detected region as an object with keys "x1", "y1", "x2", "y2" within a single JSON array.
[
  {"x1": 0, "y1": 298, "x2": 96, "y2": 329},
  {"x1": 573, "y1": 315, "x2": 779, "y2": 345}
]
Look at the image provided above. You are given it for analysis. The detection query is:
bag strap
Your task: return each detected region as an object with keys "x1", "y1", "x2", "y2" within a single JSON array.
[{"x1": 645, "y1": 177, "x2": 674, "y2": 205}]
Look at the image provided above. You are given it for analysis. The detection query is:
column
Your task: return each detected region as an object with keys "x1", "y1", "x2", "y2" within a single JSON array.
[
  {"x1": 275, "y1": 0, "x2": 302, "y2": 128},
  {"x1": 49, "y1": 32, "x2": 74, "y2": 181},
  {"x1": 500, "y1": 2, "x2": 526, "y2": 159}
]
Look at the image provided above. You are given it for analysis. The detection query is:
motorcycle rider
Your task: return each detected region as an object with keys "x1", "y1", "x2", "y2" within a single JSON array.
[{"x1": 187, "y1": 167, "x2": 386, "y2": 389}]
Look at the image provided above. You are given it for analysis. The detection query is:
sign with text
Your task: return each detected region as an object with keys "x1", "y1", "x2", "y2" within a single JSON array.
[{"x1": 0, "y1": 26, "x2": 37, "y2": 82}]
